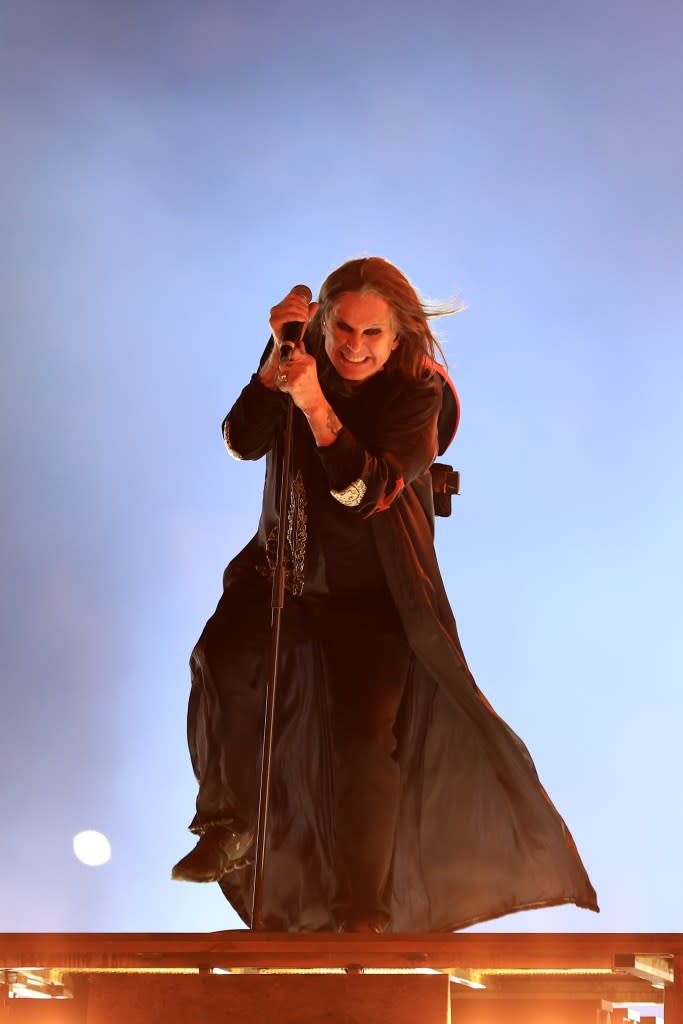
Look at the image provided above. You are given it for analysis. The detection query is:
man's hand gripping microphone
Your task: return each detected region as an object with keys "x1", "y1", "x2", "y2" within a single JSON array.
[{"x1": 279, "y1": 284, "x2": 313, "y2": 362}]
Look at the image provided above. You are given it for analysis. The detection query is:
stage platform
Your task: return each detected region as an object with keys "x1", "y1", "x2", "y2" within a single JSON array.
[{"x1": 1, "y1": 931, "x2": 681, "y2": 1022}]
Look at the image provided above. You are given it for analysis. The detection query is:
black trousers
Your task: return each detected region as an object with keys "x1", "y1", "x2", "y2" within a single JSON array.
[{"x1": 187, "y1": 573, "x2": 411, "y2": 925}]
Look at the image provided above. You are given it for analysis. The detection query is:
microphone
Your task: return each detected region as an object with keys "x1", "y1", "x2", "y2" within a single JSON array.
[{"x1": 280, "y1": 284, "x2": 313, "y2": 362}]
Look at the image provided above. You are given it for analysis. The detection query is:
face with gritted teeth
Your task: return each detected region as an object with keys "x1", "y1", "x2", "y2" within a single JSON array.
[{"x1": 323, "y1": 291, "x2": 399, "y2": 382}]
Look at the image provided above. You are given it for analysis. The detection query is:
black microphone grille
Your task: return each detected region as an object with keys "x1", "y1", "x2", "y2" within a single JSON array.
[{"x1": 291, "y1": 284, "x2": 313, "y2": 302}]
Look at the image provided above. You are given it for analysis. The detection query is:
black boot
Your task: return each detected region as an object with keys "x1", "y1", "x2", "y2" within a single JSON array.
[{"x1": 171, "y1": 826, "x2": 254, "y2": 883}]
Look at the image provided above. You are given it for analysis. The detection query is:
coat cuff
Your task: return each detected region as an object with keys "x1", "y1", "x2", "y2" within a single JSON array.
[
  {"x1": 222, "y1": 374, "x2": 287, "y2": 459},
  {"x1": 315, "y1": 427, "x2": 366, "y2": 500}
]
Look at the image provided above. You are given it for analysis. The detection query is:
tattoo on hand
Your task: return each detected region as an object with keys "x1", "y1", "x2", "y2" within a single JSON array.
[{"x1": 326, "y1": 407, "x2": 342, "y2": 436}]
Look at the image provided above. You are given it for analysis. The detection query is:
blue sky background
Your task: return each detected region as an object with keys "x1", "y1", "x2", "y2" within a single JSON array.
[{"x1": 1, "y1": 0, "x2": 682, "y2": 934}]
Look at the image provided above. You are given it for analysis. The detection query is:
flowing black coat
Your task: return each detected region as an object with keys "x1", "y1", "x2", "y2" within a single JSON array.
[{"x1": 188, "y1": 356, "x2": 599, "y2": 931}]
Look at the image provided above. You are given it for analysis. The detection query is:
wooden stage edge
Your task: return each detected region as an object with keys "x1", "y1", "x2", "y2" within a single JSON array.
[
  {"x1": 1, "y1": 931, "x2": 682, "y2": 970},
  {"x1": 3, "y1": 934, "x2": 682, "y2": 1023}
]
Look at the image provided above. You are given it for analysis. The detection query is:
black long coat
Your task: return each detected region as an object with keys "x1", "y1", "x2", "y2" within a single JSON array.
[{"x1": 188, "y1": 356, "x2": 599, "y2": 931}]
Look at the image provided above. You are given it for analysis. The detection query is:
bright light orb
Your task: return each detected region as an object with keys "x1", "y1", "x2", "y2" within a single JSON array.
[{"x1": 73, "y1": 830, "x2": 112, "y2": 866}]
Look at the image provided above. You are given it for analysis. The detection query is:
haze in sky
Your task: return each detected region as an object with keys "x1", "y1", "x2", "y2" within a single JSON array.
[{"x1": 1, "y1": 0, "x2": 682, "y2": 934}]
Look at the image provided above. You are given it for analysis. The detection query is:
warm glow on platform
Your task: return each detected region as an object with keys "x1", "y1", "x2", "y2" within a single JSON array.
[{"x1": 73, "y1": 830, "x2": 111, "y2": 866}]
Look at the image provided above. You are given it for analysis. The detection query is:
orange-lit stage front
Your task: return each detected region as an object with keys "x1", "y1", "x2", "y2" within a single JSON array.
[{"x1": 1, "y1": 931, "x2": 681, "y2": 1023}]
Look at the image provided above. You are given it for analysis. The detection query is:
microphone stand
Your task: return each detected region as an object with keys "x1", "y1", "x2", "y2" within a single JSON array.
[{"x1": 251, "y1": 383, "x2": 295, "y2": 930}]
